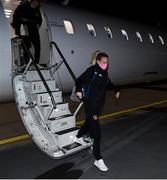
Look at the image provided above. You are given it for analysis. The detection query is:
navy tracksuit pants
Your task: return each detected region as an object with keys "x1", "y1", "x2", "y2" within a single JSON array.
[{"x1": 77, "y1": 104, "x2": 102, "y2": 160}]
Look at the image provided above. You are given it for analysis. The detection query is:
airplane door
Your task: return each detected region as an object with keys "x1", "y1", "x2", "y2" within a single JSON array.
[
  {"x1": 39, "y1": 8, "x2": 52, "y2": 66},
  {"x1": 2, "y1": 0, "x2": 52, "y2": 67}
]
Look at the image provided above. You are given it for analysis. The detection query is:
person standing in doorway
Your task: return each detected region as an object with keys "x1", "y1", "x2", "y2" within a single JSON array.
[
  {"x1": 11, "y1": 0, "x2": 43, "y2": 68},
  {"x1": 74, "y1": 51, "x2": 120, "y2": 172}
]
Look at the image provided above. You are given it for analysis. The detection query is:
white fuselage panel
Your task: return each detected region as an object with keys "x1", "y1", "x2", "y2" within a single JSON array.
[
  {"x1": 0, "y1": 1, "x2": 167, "y2": 101},
  {"x1": 0, "y1": 0, "x2": 12, "y2": 101}
]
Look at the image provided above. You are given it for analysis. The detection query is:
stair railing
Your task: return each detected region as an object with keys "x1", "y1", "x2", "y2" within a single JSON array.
[
  {"x1": 15, "y1": 37, "x2": 57, "y2": 110},
  {"x1": 51, "y1": 41, "x2": 84, "y2": 116},
  {"x1": 50, "y1": 41, "x2": 77, "y2": 82}
]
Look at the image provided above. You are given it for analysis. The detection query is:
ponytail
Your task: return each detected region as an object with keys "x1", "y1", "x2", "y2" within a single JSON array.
[{"x1": 90, "y1": 50, "x2": 100, "y2": 65}]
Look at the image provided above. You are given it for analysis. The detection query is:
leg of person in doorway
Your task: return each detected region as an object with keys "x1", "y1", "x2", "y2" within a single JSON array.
[{"x1": 29, "y1": 32, "x2": 44, "y2": 69}]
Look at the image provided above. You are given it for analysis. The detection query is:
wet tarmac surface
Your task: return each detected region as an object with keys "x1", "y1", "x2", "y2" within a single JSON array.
[
  {"x1": 0, "y1": 107, "x2": 167, "y2": 179},
  {"x1": 0, "y1": 81, "x2": 167, "y2": 178}
]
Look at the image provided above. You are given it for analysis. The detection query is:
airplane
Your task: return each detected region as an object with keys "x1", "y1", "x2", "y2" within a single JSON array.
[{"x1": 0, "y1": 0, "x2": 167, "y2": 159}]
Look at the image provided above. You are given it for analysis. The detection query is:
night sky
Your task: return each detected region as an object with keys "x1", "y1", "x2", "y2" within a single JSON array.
[{"x1": 56, "y1": 0, "x2": 167, "y2": 29}]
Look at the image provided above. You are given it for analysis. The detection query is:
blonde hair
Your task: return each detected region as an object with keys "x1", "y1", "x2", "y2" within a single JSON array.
[{"x1": 90, "y1": 50, "x2": 101, "y2": 65}]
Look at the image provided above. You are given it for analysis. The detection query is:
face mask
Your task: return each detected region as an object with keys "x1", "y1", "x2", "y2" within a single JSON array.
[{"x1": 98, "y1": 63, "x2": 108, "y2": 70}]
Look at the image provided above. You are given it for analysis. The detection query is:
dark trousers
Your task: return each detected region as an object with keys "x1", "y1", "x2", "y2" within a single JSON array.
[
  {"x1": 77, "y1": 106, "x2": 102, "y2": 160},
  {"x1": 20, "y1": 36, "x2": 31, "y2": 65},
  {"x1": 29, "y1": 34, "x2": 41, "y2": 64},
  {"x1": 21, "y1": 34, "x2": 40, "y2": 65}
]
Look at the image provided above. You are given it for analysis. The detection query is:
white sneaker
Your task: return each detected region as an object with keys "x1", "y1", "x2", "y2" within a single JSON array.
[
  {"x1": 94, "y1": 159, "x2": 108, "y2": 172},
  {"x1": 74, "y1": 137, "x2": 87, "y2": 146}
]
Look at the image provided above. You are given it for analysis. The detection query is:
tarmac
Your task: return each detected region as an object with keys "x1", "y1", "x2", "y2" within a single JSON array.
[{"x1": 0, "y1": 80, "x2": 167, "y2": 178}]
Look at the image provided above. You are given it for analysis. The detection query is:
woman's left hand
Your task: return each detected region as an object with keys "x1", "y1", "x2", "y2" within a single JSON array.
[{"x1": 115, "y1": 92, "x2": 120, "y2": 99}]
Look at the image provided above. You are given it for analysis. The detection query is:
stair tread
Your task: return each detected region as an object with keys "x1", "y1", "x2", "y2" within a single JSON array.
[
  {"x1": 48, "y1": 114, "x2": 73, "y2": 121},
  {"x1": 26, "y1": 70, "x2": 50, "y2": 72},
  {"x1": 23, "y1": 79, "x2": 52, "y2": 83},
  {"x1": 38, "y1": 102, "x2": 66, "y2": 107},
  {"x1": 38, "y1": 104, "x2": 51, "y2": 107},
  {"x1": 23, "y1": 79, "x2": 54, "y2": 82},
  {"x1": 55, "y1": 127, "x2": 79, "y2": 135},
  {"x1": 31, "y1": 90, "x2": 61, "y2": 94},
  {"x1": 62, "y1": 142, "x2": 81, "y2": 151}
]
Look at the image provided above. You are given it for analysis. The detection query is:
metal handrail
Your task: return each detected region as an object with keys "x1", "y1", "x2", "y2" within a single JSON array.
[
  {"x1": 51, "y1": 41, "x2": 77, "y2": 82},
  {"x1": 19, "y1": 38, "x2": 57, "y2": 109},
  {"x1": 21, "y1": 58, "x2": 32, "y2": 78},
  {"x1": 50, "y1": 41, "x2": 84, "y2": 116},
  {"x1": 50, "y1": 60, "x2": 64, "y2": 78}
]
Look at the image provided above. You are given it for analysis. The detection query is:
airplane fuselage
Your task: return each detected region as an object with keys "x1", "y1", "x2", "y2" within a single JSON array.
[{"x1": 0, "y1": 0, "x2": 167, "y2": 102}]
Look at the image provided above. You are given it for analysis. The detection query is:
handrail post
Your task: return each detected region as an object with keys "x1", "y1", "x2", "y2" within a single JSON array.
[
  {"x1": 73, "y1": 102, "x2": 83, "y2": 116},
  {"x1": 20, "y1": 58, "x2": 32, "y2": 80}
]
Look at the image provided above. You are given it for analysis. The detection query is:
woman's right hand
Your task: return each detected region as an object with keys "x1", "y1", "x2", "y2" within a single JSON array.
[{"x1": 76, "y1": 92, "x2": 82, "y2": 99}]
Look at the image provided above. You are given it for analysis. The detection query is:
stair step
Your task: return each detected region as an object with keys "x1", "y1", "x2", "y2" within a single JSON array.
[
  {"x1": 54, "y1": 126, "x2": 79, "y2": 148},
  {"x1": 53, "y1": 142, "x2": 89, "y2": 158},
  {"x1": 47, "y1": 115, "x2": 75, "y2": 133},
  {"x1": 39, "y1": 103, "x2": 71, "y2": 119},
  {"x1": 48, "y1": 114, "x2": 72, "y2": 121},
  {"x1": 26, "y1": 80, "x2": 58, "y2": 94},
  {"x1": 55, "y1": 127, "x2": 79, "y2": 135},
  {"x1": 63, "y1": 142, "x2": 81, "y2": 151},
  {"x1": 24, "y1": 70, "x2": 51, "y2": 81},
  {"x1": 31, "y1": 91, "x2": 63, "y2": 106},
  {"x1": 50, "y1": 103, "x2": 71, "y2": 118}
]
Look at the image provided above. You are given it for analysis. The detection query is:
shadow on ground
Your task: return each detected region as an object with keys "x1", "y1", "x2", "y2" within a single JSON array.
[{"x1": 35, "y1": 162, "x2": 83, "y2": 179}]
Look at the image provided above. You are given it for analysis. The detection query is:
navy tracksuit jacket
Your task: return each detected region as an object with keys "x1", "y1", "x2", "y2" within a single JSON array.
[{"x1": 75, "y1": 64, "x2": 120, "y2": 160}]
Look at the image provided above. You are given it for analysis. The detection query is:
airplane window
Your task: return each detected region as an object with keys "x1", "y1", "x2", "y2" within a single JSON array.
[
  {"x1": 121, "y1": 29, "x2": 129, "y2": 40},
  {"x1": 4, "y1": 9, "x2": 12, "y2": 19},
  {"x1": 136, "y1": 32, "x2": 143, "y2": 42},
  {"x1": 104, "y1": 26, "x2": 113, "y2": 38},
  {"x1": 148, "y1": 33, "x2": 154, "y2": 43},
  {"x1": 63, "y1": 20, "x2": 75, "y2": 34},
  {"x1": 87, "y1": 24, "x2": 97, "y2": 37},
  {"x1": 158, "y1": 35, "x2": 165, "y2": 45}
]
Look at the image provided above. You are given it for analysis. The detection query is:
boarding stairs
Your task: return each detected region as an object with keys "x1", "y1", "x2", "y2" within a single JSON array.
[{"x1": 11, "y1": 37, "x2": 91, "y2": 159}]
